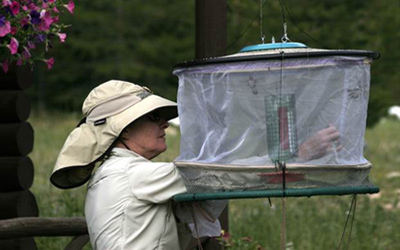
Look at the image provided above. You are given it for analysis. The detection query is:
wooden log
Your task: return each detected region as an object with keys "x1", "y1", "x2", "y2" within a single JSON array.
[
  {"x1": 65, "y1": 234, "x2": 90, "y2": 250},
  {"x1": 0, "y1": 123, "x2": 34, "y2": 156},
  {"x1": 0, "y1": 91, "x2": 31, "y2": 123},
  {"x1": 0, "y1": 191, "x2": 38, "y2": 219},
  {"x1": 0, "y1": 217, "x2": 88, "y2": 239},
  {"x1": 0, "y1": 238, "x2": 37, "y2": 250},
  {"x1": 0, "y1": 157, "x2": 34, "y2": 192},
  {"x1": 0, "y1": 65, "x2": 33, "y2": 90}
]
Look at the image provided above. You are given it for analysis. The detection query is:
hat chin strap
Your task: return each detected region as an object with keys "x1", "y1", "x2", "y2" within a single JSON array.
[{"x1": 118, "y1": 138, "x2": 133, "y2": 151}]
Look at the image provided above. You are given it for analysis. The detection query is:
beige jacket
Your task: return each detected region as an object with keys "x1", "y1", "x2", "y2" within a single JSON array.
[{"x1": 85, "y1": 148, "x2": 187, "y2": 250}]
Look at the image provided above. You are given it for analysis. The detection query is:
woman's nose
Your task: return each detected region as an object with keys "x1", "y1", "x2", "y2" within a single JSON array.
[{"x1": 160, "y1": 118, "x2": 169, "y2": 129}]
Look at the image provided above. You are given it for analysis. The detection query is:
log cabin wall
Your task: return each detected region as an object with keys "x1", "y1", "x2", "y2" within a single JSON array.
[{"x1": 0, "y1": 66, "x2": 38, "y2": 250}]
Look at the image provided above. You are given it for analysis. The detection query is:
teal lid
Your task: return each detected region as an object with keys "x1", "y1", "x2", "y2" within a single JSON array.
[{"x1": 240, "y1": 42, "x2": 307, "y2": 52}]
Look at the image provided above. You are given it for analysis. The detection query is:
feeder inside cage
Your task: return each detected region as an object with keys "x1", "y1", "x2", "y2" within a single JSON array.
[{"x1": 173, "y1": 43, "x2": 380, "y2": 199}]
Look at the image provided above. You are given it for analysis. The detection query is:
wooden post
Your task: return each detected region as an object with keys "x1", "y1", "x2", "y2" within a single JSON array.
[
  {"x1": 195, "y1": 1, "x2": 228, "y2": 249},
  {"x1": 195, "y1": 0, "x2": 227, "y2": 59}
]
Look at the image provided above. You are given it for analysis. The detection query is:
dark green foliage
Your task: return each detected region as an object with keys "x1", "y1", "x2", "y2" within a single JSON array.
[
  {"x1": 29, "y1": 0, "x2": 195, "y2": 110},
  {"x1": 28, "y1": 0, "x2": 398, "y2": 126},
  {"x1": 226, "y1": 0, "x2": 398, "y2": 127}
]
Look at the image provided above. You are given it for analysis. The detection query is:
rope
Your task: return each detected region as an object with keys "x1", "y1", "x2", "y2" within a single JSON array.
[
  {"x1": 189, "y1": 203, "x2": 204, "y2": 250},
  {"x1": 281, "y1": 197, "x2": 287, "y2": 250},
  {"x1": 278, "y1": 41, "x2": 287, "y2": 250},
  {"x1": 279, "y1": 161, "x2": 287, "y2": 250},
  {"x1": 224, "y1": 0, "x2": 270, "y2": 53},
  {"x1": 260, "y1": 0, "x2": 266, "y2": 43},
  {"x1": 282, "y1": 3, "x2": 329, "y2": 49},
  {"x1": 223, "y1": 0, "x2": 329, "y2": 54},
  {"x1": 279, "y1": 0, "x2": 290, "y2": 43},
  {"x1": 337, "y1": 195, "x2": 357, "y2": 250}
]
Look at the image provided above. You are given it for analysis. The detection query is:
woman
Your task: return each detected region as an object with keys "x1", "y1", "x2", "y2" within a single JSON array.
[
  {"x1": 51, "y1": 80, "x2": 339, "y2": 249},
  {"x1": 51, "y1": 80, "x2": 198, "y2": 249}
]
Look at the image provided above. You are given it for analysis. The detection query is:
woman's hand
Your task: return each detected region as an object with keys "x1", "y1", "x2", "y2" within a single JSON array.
[{"x1": 298, "y1": 124, "x2": 342, "y2": 161}]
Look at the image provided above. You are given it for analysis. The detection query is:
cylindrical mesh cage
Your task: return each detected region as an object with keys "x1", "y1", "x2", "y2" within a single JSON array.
[{"x1": 173, "y1": 47, "x2": 379, "y2": 194}]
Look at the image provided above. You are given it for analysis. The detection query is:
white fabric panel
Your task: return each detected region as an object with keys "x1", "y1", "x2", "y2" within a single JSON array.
[{"x1": 174, "y1": 56, "x2": 371, "y2": 166}]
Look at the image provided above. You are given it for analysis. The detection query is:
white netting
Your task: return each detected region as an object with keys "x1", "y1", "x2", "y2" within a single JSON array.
[{"x1": 173, "y1": 54, "x2": 374, "y2": 193}]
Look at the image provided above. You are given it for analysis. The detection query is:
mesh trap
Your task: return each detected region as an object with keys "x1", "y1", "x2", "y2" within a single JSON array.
[{"x1": 173, "y1": 48, "x2": 379, "y2": 196}]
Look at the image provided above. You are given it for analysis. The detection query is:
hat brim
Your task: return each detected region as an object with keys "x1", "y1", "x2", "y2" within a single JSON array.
[{"x1": 50, "y1": 95, "x2": 178, "y2": 189}]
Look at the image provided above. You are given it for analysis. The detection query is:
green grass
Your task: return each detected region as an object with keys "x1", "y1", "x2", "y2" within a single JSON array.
[
  {"x1": 29, "y1": 112, "x2": 400, "y2": 249},
  {"x1": 29, "y1": 111, "x2": 90, "y2": 249}
]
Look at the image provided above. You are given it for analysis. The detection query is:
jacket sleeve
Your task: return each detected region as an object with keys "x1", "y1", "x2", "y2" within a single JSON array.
[{"x1": 127, "y1": 161, "x2": 187, "y2": 203}]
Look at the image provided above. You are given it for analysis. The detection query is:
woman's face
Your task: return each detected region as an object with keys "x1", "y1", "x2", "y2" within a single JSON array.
[{"x1": 121, "y1": 111, "x2": 169, "y2": 160}]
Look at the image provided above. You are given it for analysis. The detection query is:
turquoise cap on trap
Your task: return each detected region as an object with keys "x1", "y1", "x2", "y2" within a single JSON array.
[{"x1": 240, "y1": 42, "x2": 307, "y2": 52}]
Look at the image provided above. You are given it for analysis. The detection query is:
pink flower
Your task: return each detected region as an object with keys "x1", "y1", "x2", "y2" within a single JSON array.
[
  {"x1": 38, "y1": 10, "x2": 54, "y2": 31},
  {"x1": 22, "y1": 46, "x2": 31, "y2": 59},
  {"x1": 10, "y1": 26, "x2": 17, "y2": 35},
  {"x1": 16, "y1": 57, "x2": 23, "y2": 66},
  {"x1": 27, "y1": 41, "x2": 35, "y2": 49},
  {"x1": 2, "y1": 0, "x2": 11, "y2": 7},
  {"x1": 256, "y1": 245, "x2": 266, "y2": 250},
  {"x1": 64, "y1": 0, "x2": 74, "y2": 14},
  {"x1": 57, "y1": 33, "x2": 67, "y2": 42},
  {"x1": 2, "y1": 61, "x2": 9, "y2": 73},
  {"x1": 10, "y1": 1, "x2": 20, "y2": 15},
  {"x1": 0, "y1": 20, "x2": 11, "y2": 37},
  {"x1": 221, "y1": 231, "x2": 231, "y2": 242},
  {"x1": 7, "y1": 37, "x2": 19, "y2": 55},
  {"x1": 44, "y1": 57, "x2": 55, "y2": 69},
  {"x1": 53, "y1": 6, "x2": 59, "y2": 13},
  {"x1": 241, "y1": 236, "x2": 253, "y2": 242},
  {"x1": 27, "y1": 2, "x2": 38, "y2": 10},
  {"x1": 20, "y1": 17, "x2": 29, "y2": 26}
]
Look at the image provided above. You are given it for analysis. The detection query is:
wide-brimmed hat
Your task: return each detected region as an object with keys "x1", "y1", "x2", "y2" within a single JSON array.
[{"x1": 50, "y1": 80, "x2": 178, "y2": 189}]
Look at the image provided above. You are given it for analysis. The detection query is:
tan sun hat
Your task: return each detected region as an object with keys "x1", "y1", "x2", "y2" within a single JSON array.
[{"x1": 50, "y1": 80, "x2": 178, "y2": 189}]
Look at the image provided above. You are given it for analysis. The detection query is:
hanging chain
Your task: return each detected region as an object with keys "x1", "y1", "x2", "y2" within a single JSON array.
[
  {"x1": 338, "y1": 195, "x2": 358, "y2": 250},
  {"x1": 260, "y1": 0, "x2": 265, "y2": 43},
  {"x1": 281, "y1": 197, "x2": 287, "y2": 250},
  {"x1": 279, "y1": 47, "x2": 287, "y2": 249},
  {"x1": 280, "y1": 161, "x2": 287, "y2": 250},
  {"x1": 279, "y1": 0, "x2": 291, "y2": 43},
  {"x1": 189, "y1": 203, "x2": 204, "y2": 250},
  {"x1": 281, "y1": 22, "x2": 290, "y2": 43}
]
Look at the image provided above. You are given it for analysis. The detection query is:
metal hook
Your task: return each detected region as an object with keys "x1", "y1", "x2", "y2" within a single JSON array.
[{"x1": 281, "y1": 22, "x2": 291, "y2": 43}]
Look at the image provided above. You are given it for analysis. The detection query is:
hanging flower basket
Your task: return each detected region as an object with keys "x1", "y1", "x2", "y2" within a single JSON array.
[{"x1": 0, "y1": 0, "x2": 74, "y2": 73}]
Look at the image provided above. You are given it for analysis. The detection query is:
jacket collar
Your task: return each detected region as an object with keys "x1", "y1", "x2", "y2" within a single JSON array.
[{"x1": 111, "y1": 147, "x2": 150, "y2": 162}]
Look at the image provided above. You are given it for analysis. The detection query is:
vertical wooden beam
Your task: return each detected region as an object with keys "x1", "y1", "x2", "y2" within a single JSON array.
[
  {"x1": 195, "y1": 0, "x2": 227, "y2": 59},
  {"x1": 195, "y1": 1, "x2": 228, "y2": 249}
]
